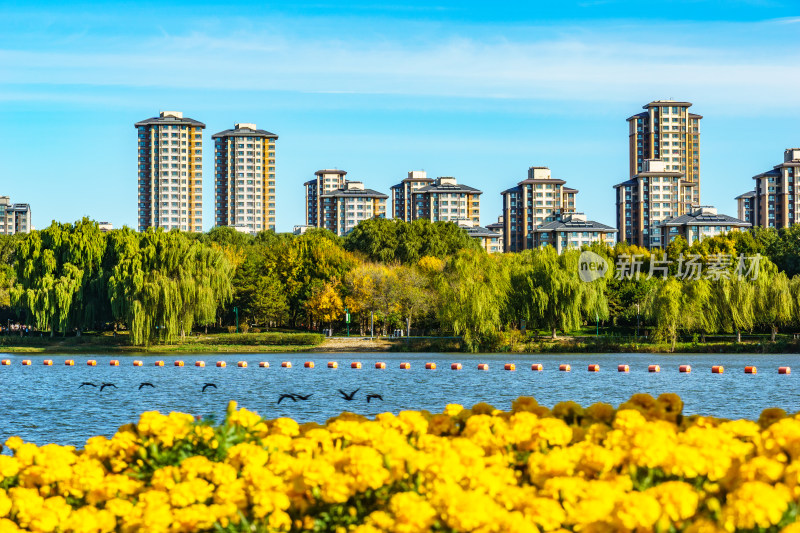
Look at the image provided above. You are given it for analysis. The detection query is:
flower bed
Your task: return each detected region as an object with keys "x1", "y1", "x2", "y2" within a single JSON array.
[{"x1": 1, "y1": 394, "x2": 799, "y2": 532}]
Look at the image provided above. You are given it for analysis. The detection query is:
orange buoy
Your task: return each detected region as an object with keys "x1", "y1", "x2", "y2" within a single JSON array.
[
  {"x1": 304, "y1": 361, "x2": 315, "y2": 368},
  {"x1": 531, "y1": 363, "x2": 543, "y2": 371},
  {"x1": 109, "y1": 360, "x2": 120, "y2": 366},
  {"x1": 504, "y1": 363, "x2": 516, "y2": 371},
  {"x1": 779, "y1": 366, "x2": 791, "y2": 375},
  {"x1": 258, "y1": 362, "x2": 269, "y2": 368},
  {"x1": 648, "y1": 364, "x2": 660, "y2": 373},
  {"x1": 1, "y1": 359, "x2": 10, "y2": 366},
  {"x1": 133, "y1": 360, "x2": 143, "y2": 367},
  {"x1": 559, "y1": 364, "x2": 571, "y2": 372},
  {"x1": 64, "y1": 359, "x2": 74, "y2": 366},
  {"x1": 237, "y1": 361, "x2": 247, "y2": 368},
  {"x1": 195, "y1": 361, "x2": 205, "y2": 367},
  {"x1": 451, "y1": 363, "x2": 462, "y2": 370},
  {"x1": 216, "y1": 361, "x2": 226, "y2": 368},
  {"x1": 588, "y1": 364, "x2": 600, "y2": 372},
  {"x1": 399, "y1": 362, "x2": 411, "y2": 369},
  {"x1": 425, "y1": 362, "x2": 436, "y2": 370},
  {"x1": 87, "y1": 360, "x2": 97, "y2": 366},
  {"x1": 351, "y1": 362, "x2": 362, "y2": 369},
  {"x1": 679, "y1": 365, "x2": 691, "y2": 373},
  {"x1": 155, "y1": 360, "x2": 164, "y2": 367},
  {"x1": 478, "y1": 363, "x2": 489, "y2": 371},
  {"x1": 618, "y1": 364, "x2": 629, "y2": 372},
  {"x1": 375, "y1": 362, "x2": 386, "y2": 369},
  {"x1": 21, "y1": 360, "x2": 31, "y2": 366},
  {"x1": 43, "y1": 359, "x2": 53, "y2": 366},
  {"x1": 327, "y1": 361, "x2": 338, "y2": 369},
  {"x1": 745, "y1": 366, "x2": 757, "y2": 374},
  {"x1": 174, "y1": 360, "x2": 184, "y2": 367},
  {"x1": 712, "y1": 365, "x2": 724, "y2": 374},
  {"x1": 281, "y1": 361, "x2": 291, "y2": 368}
]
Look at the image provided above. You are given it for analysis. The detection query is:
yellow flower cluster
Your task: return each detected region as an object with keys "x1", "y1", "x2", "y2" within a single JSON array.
[{"x1": 1, "y1": 393, "x2": 799, "y2": 532}]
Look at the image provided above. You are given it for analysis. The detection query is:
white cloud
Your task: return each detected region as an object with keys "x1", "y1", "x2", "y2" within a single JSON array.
[{"x1": 0, "y1": 17, "x2": 798, "y2": 113}]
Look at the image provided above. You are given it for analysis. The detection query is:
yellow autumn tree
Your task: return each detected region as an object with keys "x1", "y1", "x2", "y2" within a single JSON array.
[{"x1": 305, "y1": 282, "x2": 344, "y2": 332}]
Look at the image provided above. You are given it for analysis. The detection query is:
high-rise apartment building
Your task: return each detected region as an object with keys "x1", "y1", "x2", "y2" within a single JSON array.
[
  {"x1": 135, "y1": 111, "x2": 205, "y2": 232},
  {"x1": 212, "y1": 123, "x2": 278, "y2": 234},
  {"x1": 410, "y1": 176, "x2": 481, "y2": 225},
  {"x1": 0, "y1": 196, "x2": 31, "y2": 235},
  {"x1": 628, "y1": 100, "x2": 701, "y2": 206},
  {"x1": 501, "y1": 166, "x2": 578, "y2": 252},
  {"x1": 305, "y1": 169, "x2": 347, "y2": 227},
  {"x1": 390, "y1": 170, "x2": 434, "y2": 221},
  {"x1": 320, "y1": 181, "x2": 388, "y2": 236},
  {"x1": 614, "y1": 159, "x2": 695, "y2": 249},
  {"x1": 736, "y1": 149, "x2": 800, "y2": 229}
]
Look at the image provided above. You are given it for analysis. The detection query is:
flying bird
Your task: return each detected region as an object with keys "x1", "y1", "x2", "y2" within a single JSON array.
[
  {"x1": 78, "y1": 382, "x2": 96, "y2": 388},
  {"x1": 278, "y1": 393, "x2": 297, "y2": 404},
  {"x1": 338, "y1": 389, "x2": 359, "y2": 401},
  {"x1": 138, "y1": 382, "x2": 155, "y2": 390},
  {"x1": 99, "y1": 383, "x2": 116, "y2": 391},
  {"x1": 366, "y1": 394, "x2": 383, "y2": 403},
  {"x1": 293, "y1": 393, "x2": 313, "y2": 400},
  {"x1": 202, "y1": 383, "x2": 217, "y2": 392}
]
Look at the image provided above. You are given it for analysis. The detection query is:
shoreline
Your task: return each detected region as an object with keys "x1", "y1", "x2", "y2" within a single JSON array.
[{"x1": 1, "y1": 334, "x2": 799, "y2": 354}]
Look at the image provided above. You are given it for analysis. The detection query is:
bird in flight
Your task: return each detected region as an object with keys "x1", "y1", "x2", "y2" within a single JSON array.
[
  {"x1": 202, "y1": 383, "x2": 217, "y2": 392},
  {"x1": 293, "y1": 393, "x2": 313, "y2": 400},
  {"x1": 338, "y1": 388, "x2": 359, "y2": 401},
  {"x1": 100, "y1": 383, "x2": 116, "y2": 391},
  {"x1": 138, "y1": 382, "x2": 155, "y2": 390},
  {"x1": 278, "y1": 393, "x2": 297, "y2": 404},
  {"x1": 78, "y1": 382, "x2": 96, "y2": 388},
  {"x1": 366, "y1": 394, "x2": 383, "y2": 403}
]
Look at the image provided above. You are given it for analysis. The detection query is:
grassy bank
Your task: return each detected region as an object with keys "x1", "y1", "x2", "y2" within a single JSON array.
[{"x1": 0, "y1": 331, "x2": 325, "y2": 354}]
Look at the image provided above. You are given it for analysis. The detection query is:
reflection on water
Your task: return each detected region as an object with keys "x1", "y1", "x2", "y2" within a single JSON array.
[{"x1": 0, "y1": 352, "x2": 798, "y2": 447}]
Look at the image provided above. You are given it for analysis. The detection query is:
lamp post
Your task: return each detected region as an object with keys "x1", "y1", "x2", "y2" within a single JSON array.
[
  {"x1": 345, "y1": 307, "x2": 350, "y2": 337},
  {"x1": 234, "y1": 307, "x2": 239, "y2": 334},
  {"x1": 636, "y1": 302, "x2": 640, "y2": 339}
]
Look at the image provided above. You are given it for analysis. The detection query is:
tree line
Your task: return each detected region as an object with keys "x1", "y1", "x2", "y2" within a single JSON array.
[{"x1": 3, "y1": 217, "x2": 800, "y2": 349}]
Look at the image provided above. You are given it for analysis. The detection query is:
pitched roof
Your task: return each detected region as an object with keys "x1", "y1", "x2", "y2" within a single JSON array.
[
  {"x1": 322, "y1": 187, "x2": 388, "y2": 199},
  {"x1": 662, "y1": 211, "x2": 750, "y2": 227},
  {"x1": 212, "y1": 126, "x2": 278, "y2": 139},
  {"x1": 415, "y1": 183, "x2": 482, "y2": 194},
  {"x1": 135, "y1": 115, "x2": 205, "y2": 128},
  {"x1": 735, "y1": 190, "x2": 756, "y2": 199},
  {"x1": 534, "y1": 218, "x2": 616, "y2": 232},
  {"x1": 465, "y1": 225, "x2": 502, "y2": 238}
]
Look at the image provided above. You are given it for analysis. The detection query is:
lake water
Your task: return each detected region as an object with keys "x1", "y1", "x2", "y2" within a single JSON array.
[{"x1": 1, "y1": 352, "x2": 799, "y2": 447}]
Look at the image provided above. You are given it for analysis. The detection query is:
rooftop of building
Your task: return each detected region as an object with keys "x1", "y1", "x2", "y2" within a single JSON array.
[
  {"x1": 534, "y1": 213, "x2": 616, "y2": 232},
  {"x1": 212, "y1": 123, "x2": 278, "y2": 139},
  {"x1": 644, "y1": 100, "x2": 693, "y2": 108},
  {"x1": 315, "y1": 169, "x2": 348, "y2": 176},
  {"x1": 322, "y1": 182, "x2": 388, "y2": 199},
  {"x1": 415, "y1": 178, "x2": 482, "y2": 195},
  {"x1": 464, "y1": 225, "x2": 502, "y2": 238},
  {"x1": 135, "y1": 111, "x2": 205, "y2": 128},
  {"x1": 735, "y1": 190, "x2": 756, "y2": 199},
  {"x1": 662, "y1": 206, "x2": 750, "y2": 227}
]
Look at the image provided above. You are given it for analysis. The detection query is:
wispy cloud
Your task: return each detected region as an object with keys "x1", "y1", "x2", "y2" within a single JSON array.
[{"x1": 0, "y1": 16, "x2": 798, "y2": 114}]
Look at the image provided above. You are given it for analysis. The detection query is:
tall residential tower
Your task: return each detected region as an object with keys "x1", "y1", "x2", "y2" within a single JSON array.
[
  {"x1": 135, "y1": 111, "x2": 205, "y2": 232},
  {"x1": 212, "y1": 123, "x2": 278, "y2": 233},
  {"x1": 736, "y1": 148, "x2": 800, "y2": 229}
]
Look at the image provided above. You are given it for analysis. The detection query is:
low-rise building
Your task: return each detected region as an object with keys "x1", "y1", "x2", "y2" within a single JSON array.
[
  {"x1": 320, "y1": 181, "x2": 388, "y2": 236},
  {"x1": 532, "y1": 213, "x2": 617, "y2": 253},
  {"x1": 98, "y1": 222, "x2": 113, "y2": 233},
  {"x1": 735, "y1": 148, "x2": 800, "y2": 229},
  {"x1": 0, "y1": 197, "x2": 31, "y2": 235},
  {"x1": 501, "y1": 166, "x2": 579, "y2": 252},
  {"x1": 456, "y1": 220, "x2": 503, "y2": 254},
  {"x1": 660, "y1": 206, "x2": 750, "y2": 245},
  {"x1": 485, "y1": 216, "x2": 504, "y2": 252}
]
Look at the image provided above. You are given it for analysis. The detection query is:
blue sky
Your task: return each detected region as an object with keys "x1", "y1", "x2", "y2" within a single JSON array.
[{"x1": 1, "y1": 0, "x2": 799, "y2": 232}]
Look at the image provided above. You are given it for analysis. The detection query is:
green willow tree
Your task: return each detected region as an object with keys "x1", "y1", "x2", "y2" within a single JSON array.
[
  {"x1": 107, "y1": 229, "x2": 234, "y2": 346},
  {"x1": 437, "y1": 249, "x2": 509, "y2": 350},
  {"x1": 11, "y1": 219, "x2": 107, "y2": 336}
]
